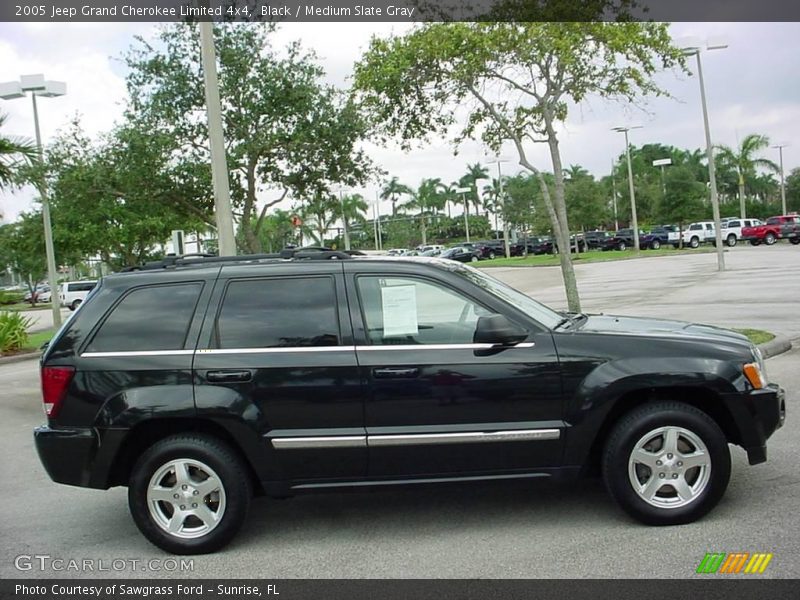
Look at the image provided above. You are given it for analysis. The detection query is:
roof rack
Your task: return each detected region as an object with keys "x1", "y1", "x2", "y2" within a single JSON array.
[{"x1": 120, "y1": 249, "x2": 354, "y2": 272}]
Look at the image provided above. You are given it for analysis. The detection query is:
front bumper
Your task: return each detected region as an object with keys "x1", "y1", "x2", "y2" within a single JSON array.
[{"x1": 724, "y1": 384, "x2": 785, "y2": 465}]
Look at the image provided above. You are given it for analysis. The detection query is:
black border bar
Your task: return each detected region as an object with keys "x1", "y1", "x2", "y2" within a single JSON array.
[{"x1": 2, "y1": 0, "x2": 800, "y2": 23}]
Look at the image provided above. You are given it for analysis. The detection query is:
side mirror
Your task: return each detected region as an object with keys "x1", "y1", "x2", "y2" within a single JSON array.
[{"x1": 473, "y1": 314, "x2": 528, "y2": 346}]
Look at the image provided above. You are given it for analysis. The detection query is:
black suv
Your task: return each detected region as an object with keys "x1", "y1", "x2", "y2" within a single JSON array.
[{"x1": 35, "y1": 252, "x2": 785, "y2": 554}]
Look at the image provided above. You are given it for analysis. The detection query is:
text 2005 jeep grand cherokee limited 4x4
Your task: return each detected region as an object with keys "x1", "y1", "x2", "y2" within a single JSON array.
[{"x1": 34, "y1": 251, "x2": 785, "y2": 554}]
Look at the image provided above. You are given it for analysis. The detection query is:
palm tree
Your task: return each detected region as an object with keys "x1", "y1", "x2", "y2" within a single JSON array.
[
  {"x1": 298, "y1": 193, "x2": 338, "y2": 245},
  {"x1": 715, "y1": 134, "x2": 779, "y2": 218},
  {"x1": 399, "y1": 178, "x2": 447, "y2": 245},
  {"x1": 338, "y1": 193, "x2": 368, "y2": 249},
  {"x1": 460, "y1": 162, "x2": 490, "y2": 215},
  {"x1": 380, "y1": 176, "x2": 412, "y2": 216},
  {"x1": 0, "y1": 112, "x2": 36, "y2": 191}
]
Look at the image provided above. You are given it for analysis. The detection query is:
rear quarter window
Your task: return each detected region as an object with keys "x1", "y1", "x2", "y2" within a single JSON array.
[{"x1": 86, "y1": 283, "x2": 203, "y2": 352}]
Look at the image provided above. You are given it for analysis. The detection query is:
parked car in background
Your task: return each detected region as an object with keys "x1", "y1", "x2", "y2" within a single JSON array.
[
  {"x1": 583, "y1": 230, "x2": 611, "y2": 250},
  {"x1": 720, "y1": 218, "x2": 764, "y2": 247},
  {"x1": 416, "y1": 244, "x2": 445, "y2": 254},
  {"x1": 741, "y1": 215, "x2": 800, "y2": 246},
  {"x1": 677, "y1": 222, "x2": 716, "y2": 248},
  {"x1": 780, "y1": 220, "x2": 800, "y2": 245},
  {"x1": 386, "y1": 248, "x2": 408, "y2": 256},
  {"x1": 600, "y1": 229, "x2": 639, "y2": 251},
  {"x1": 515, "y1": 236, "x2": 556, "y2": 255},
  {"x1": 452, "y1": 242, "x2": 494, "y2": 260},
  {"x1": 440, "y1": 246, "x2": 480, "y2": 262},
  {"x1": 59, "y1": 280, "x2": 97, "y2": 311},
  {"x1": 473, "y1": 240, "x2": 506, "y2": 259},
  {"x1": 640, "y1": 226, "x2": 678, "y2": 250},
  {"x1": 419, "y1": 249, "x2": 442, "y2": 257}
]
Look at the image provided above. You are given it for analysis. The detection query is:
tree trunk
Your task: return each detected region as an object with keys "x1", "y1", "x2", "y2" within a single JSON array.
[
  {"x1": 420, "y1": 212, "x2": 427, "y2": 245},
  {"x1": 542, "y1": 111, "x2": 581, "y2": 313},
  {"x1": 738, "y1": 174, "x2": 746, "y2": 219},
  {"x1": 241, "y1": 158, "x2": 262, "y2": 254}
]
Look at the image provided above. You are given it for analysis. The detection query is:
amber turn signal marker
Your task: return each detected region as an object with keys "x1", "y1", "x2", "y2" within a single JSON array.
[{"x1": 743, "y1": 363, "x2": 766, "y2": 389}]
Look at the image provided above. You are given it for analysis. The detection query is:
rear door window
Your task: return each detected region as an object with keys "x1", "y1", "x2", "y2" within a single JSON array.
[
  {"x1": 215, "y1": 277, "x2": 340, "y2": 349},
  {"x1": 86, "y1": 283, "x2": 202, "y2": 352}
]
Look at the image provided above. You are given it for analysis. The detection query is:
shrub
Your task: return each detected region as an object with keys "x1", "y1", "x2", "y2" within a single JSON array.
[
  {"x1": 0, "y1": 311, "x2": 32, "y2": 354},
  {"x1": 0, "y1": 290, "x2": 26, "y2": 305}
]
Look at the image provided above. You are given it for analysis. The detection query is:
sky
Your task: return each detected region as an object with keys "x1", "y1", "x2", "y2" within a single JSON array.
[{"x1": 1, "y1": 21, "x2": 799, "y2": 224}]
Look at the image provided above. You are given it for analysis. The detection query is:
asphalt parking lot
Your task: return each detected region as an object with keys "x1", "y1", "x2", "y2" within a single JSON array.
[{"x1": 0, "y1": 244, "x2": 797, "y2": 579}]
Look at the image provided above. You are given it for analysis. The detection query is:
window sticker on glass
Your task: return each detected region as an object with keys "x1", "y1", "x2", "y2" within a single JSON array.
[{"x1": 381, "y1": 284, "x2": 418, "y2": 337}]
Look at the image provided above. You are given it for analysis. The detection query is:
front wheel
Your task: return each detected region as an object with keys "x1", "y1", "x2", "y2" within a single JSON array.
[
  {"x1": 128, "y1": 434, "x2": 252, "y2": 554},
  {"x1": 790, "y1": 238, "x2": 800, "y2": 245},
  {"x1": 618, "y1": 242, "x2": 627, "y2": 251},
  {"x1": 689, "y1": 237, "x2": 700, "y2": 249},
  {"x1": 765, "y1": 232, "x2": 776, "y2": 245},
  {"x1": 726, "y1": 234, "x2": 737, "y2": 247},
  {"x1": 602, "y1": 402, "x2": 731, "y2": 525},
  {"x1": 651, "y1": 240, "x2": 661, "y2": 250},
  {"x1": 470, "y1": 255, "x2": 478, "y2": 262},
  {"x1": 69, "y1": 299, "x2": 82, "y2": 311},
  {"x1": 750, "y1": 239, "x2": 760, "y2": 246}
]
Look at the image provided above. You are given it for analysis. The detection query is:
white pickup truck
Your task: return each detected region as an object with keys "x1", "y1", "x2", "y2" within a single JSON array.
[{"x1": 668, "y1": 221, "x2": 716, "y2": 248}]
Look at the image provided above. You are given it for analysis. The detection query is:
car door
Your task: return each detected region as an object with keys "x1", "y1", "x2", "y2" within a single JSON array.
[
  {"x1": 344, "y1": 262, "x2": 564, "y2": 479},
  {"x1": 193, "y1": 263, "x2": 366, "y2": 483}
]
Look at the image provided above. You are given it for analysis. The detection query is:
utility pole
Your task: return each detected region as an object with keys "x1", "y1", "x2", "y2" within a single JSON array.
[
  {"x1": 199, "y1": 21, "x2": 236, "y2": 256},
  {"x1": 612, "y1": 126, "x2": 643, "y2": 251},
  {"x1": 773, "y1": 143, "x2": 789, "y2": 215}
]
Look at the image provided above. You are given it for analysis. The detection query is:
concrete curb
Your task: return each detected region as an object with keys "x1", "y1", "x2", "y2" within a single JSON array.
[
  {"x1": 0, "y1": 351, "x2": 40, "y2": 365},
  {"x1": 758, "y1": 336, "x2": 793, "y2": 359}
]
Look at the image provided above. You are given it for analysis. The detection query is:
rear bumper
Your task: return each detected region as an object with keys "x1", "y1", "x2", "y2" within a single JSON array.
[
  {"x1": 724, "y1": 384, "x2": 785, "y2": 465},
  {"x1": 34, "y1": 426, "x2": 120, "y2": 489}
]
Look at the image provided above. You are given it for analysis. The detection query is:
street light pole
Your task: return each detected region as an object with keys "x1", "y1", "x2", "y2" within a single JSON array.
[
  {"x1": 199, "y1": 21, "x2": 236, "y2": 257},
  {"x1": 1, "y1": 74, "x2": 66, "y2": 328},
  {"x1": 486, "y1": 157, "x2": 511, "y2": 258},
  {"x1": 773, "y1": 144, "x2": 789, "y2": 215},
  {"x1": 337, "y1": 187, "x2": 351, "y2": 251},
  {"x1": 611, "y1": 159, "x2": 619, "y2": 231},
  {"x1": 612, "y1": 126, "x2": 642, "y2": 252},
  {"x1": 682, "y1": 38, "x2": 727, "y2": 272},
  {"x1": 454, "y1": 186, "x2": 472, "y2": 242}
]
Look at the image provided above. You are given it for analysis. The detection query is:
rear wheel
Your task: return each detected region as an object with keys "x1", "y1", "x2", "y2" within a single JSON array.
[
  {"x1": 726, "y1": 234, "x2": 737, "y2": 247},
  {"x1": 765, "y1": 232, "x2": 777, "y2": 245},
  {"x1": 603, "y1": 402, "x2": 730, "y2": 525},
  {"x1": 750, "y1": 239, "x2": 760, "y2": 246},
  {"x1": 128, "y1": 434, "x2": 252, "y2": 554},
  {"x1": 69, "y1": 299, "x2": 82, "y2": 311},
  {"x1": 790, "y1": 238, "x2": 800, "y2": 245}
]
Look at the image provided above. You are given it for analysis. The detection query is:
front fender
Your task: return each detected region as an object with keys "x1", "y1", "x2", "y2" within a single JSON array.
[{"x1": 562, "y1": 356, "x2": 741, "y2": 467}]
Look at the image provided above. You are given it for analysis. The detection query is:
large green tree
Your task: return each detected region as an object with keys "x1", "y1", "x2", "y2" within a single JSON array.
[
  {"x1": 0, "y1": 213, "x2": 48, "y2": 302},
  {"x1": 354, "y1": 22, "x2": 683, "y2": 312},
  {"x1": 125, "y1": 23, "x2": 372, "y2": 253}
]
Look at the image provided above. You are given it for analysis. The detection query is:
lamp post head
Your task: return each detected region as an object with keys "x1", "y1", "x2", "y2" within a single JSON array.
[{"x1": 0, "y1": 75, "x2": 66, "y2": 100}]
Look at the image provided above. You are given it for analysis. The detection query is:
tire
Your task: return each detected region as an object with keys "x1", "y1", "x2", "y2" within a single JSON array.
[
  {"x1": 618, "y1": 242, "x2": 627, "y2": 251},
  {"x1": 689, "y1": 237, "x2": 700, "y2": 249},
  {"x1": 128, "y1": 434, "x2": 252, "y2": 554},
  {"x1": 750, "y1": 239, "x2": 760, "y2": 246},
  {"x1": 790, "y1": 238, "x2": 800, "y2": 245},
  {"x1": 470, "y1": 255, "x2": 478, "y2": 262},
  {"x1": 726, "y1": 234, "x2": 737, "y2": 247},
  {"x1": 602, "y1": 402, "x2": 731, "y2": 526},
  {"x1": 765, "y1": 232, "x2": 776, "y2": 245},
  {"x1": 651, "y1": 240, "x2": 661, "y2": 250},
  {"x1": 488, "y1": 252, "x2": 496, "y2": 260},
  {"x1": 69, "y1": 299, "x2": 82, "y2": 311}
]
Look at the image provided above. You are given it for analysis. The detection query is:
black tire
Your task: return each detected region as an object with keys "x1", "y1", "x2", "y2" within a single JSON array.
[
  {"x1": 618, "y1": 242, "x2": 627, "y2": 251},
  {"x1": 69, "y1": 299, "x2": 82, "y2": 311},
  {"x1": 750, "y1": 239, "x2": 760, "y2": 246},
  {"x1": 602, "y1": 402, "x2": 731, "y2": 526},
  {"x1": 790, "y1": 238, "x2": 800, "y2": 245},
  {"x1": 128, "y1": 434, "x2": 252, "y2": 554},
  {"x1": 488, "y1": 252, "x2": 496, "y2": 260},
  {"x1": 726, "y1": 234, "x2": 737, "y2": 247},
  {"x1": 651, "y1": 240, "x2": 661, "y2": 250},
  {"x1": 470, "y1": 255, "x2": 478, "y2": 262},
  {"x1": 765, "y1": 232, "x2": 776, "y2": 245},
  {"x1": 689, "y1": 237, "x2": 700, "y2": 249}
]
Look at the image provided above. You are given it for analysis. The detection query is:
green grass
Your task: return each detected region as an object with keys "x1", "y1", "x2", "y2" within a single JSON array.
[
  {"x1": 732, "y1": 328, "x2": 775, "y2": 346},
  {"x1": 1, "y1": 302, "x2": 52, "y2": 312},
  {"x1": 479, "y1": 247, "x2": 716, "y2": 268},
  {"x1": 22, "y1": 328, "x2": 58, "y2": 353}
]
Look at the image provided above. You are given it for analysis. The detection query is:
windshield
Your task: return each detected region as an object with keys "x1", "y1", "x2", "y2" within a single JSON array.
[{"x1": 450, "y1": 263, "x2": 564, "y2": 329}]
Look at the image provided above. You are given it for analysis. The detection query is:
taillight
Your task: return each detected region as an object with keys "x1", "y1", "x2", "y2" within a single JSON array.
[{"x1": 41, "y1": 366, "x2": 75, "y2": 418}]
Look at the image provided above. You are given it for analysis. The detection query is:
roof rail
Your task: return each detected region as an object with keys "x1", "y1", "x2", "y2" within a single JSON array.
[{"x1": 119, "y1": 249, "x2": 354, "y2": 272}]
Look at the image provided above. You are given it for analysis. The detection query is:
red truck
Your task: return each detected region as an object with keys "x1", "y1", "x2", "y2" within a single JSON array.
[{"x1": 741, "y1": 214, "x2": 800, "y2": 245}]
